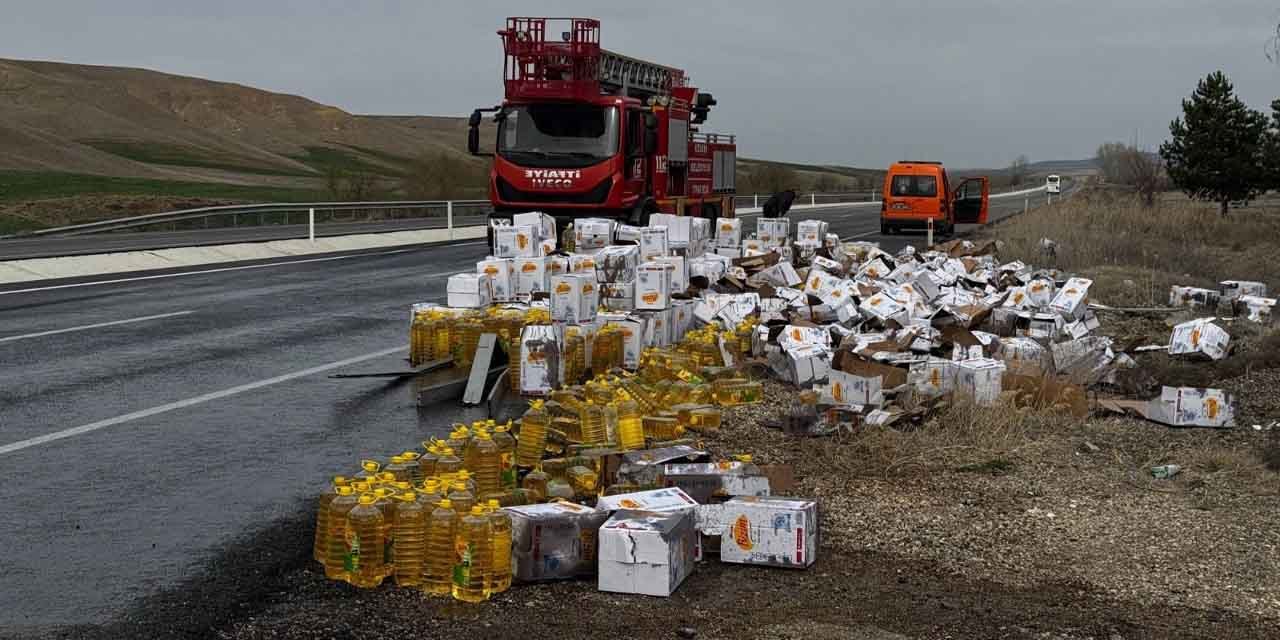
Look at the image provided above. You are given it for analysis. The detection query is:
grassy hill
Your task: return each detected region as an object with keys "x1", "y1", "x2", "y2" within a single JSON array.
[{"x1": 0, "y1": 57, "x2": 880, "y2": 231}]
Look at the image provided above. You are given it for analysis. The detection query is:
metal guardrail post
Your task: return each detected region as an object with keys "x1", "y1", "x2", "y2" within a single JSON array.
[
  {"x1": 447, "y1": 201, "x2": 455, "y2": 241},
  {"x1": 309, "y1": 208, "x2": 315, "y2": 242},
  {"x1": 810, "y1": 193, "x2": 816, "y2": 206},
  {"x1": 754, "y1": 194, "x2": 759, "y2": 208}
]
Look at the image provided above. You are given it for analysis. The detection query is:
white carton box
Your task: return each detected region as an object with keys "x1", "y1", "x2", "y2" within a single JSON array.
[
  {"x1": 997, "y1": 336, "x2": 1050, "y2": 374},
  {"x1": 447, "y1": 273, "x2": 492, "y2": 308},
  {"x1": 596, "y1": 245, "x2": 640, "y2": 283},
  {"x1": 476, "y1": 258, "x2": 514, "y2": 302},
  {"x1": 859, "y1": 291, "x2": 908, "y2": 324},
  {"x1": 715, "y1": 218, "x2": 743, "y2": 247},
  {"x1": 596, "y1": 487, "x2": 698, "y2": 513},
  {"x1": 640, "y1": 226, "x2": 669, "y2": 261},
  {"x1": 785, "y1": 344, "x2": 831, "y2": 386},
  {"x1": 747, "y1": 262, "x2": 802, "y2": 288},
  {"x1": 822, "y1": 368, "x2": 883, "y2": 408},
  {"x1": 1155, "y1": 386, "x2": 1235, "y2": 427},
  {"x1": 757, "y1": 218, "x2": 790, "y2": 247},
  {"x1": 648, "y1": 255, "x2": 688, "y2": 294},
  {"x1": 742, "y1": 238, "x2": 766, "y2": 255},
  {"x1": 1025, "y1": 278, "x2": 1056, "y2": 308},
  {"x1": 650, "y1": 213, "x2": 692, "y2": 246},
  {"x1": 689, "y1": 256, "x2": 728, "y2": 283},
  {"x1": 695, "y1": 496, "x2": 818, "y2": 568},
  {"x1": 492, "y1": 224, "x2": 538, "y2": 258},
  {"x1": 636, "y1": 262, "x2": 674, "y2": 310},
  {"x1": 513, "y1": 211, "x2": 557, "y2": 247},
  {"x1": 908, "y1": 357, "x2": 956, "y2": 397},
  {"x1": 616, "y1": 223, "x2": 643, "y2": 243},
  {"x1": 955, "y1": 358, "x2": 1006, "y2": 406},
  {"x1": 519, "y1": 324, "x2": 560, "y2": 395},
  {"x1": 779, "y1": 325, "x2": 832, "y2": 351},
  {"x1": 1169, "y1": 318, "x2": 1230, "y2": 361},
  {"x1": 796, "y1": 219, "x2": 828, "y2": 246},
  {"x1": 568, "y1": 252, "x2": 600, "y2": 276},
  {"x1": 550, "y1": 274, "x2": 595, "y2": 323},
  {"x1": 546, "y1": 255, "x2": 570, "y2": 279},
  {"x1": 598, "y1": 510, "x2": 698, "y2": 597},
  {"x1": 1237, "y1": 295, "x2": 1277, "y2": 324},
  {"x1": 688, "y1": 217, "x2": 711, "y2": 256},
  {"x1": 1220, "y1": 280, "x2": 1267, "y2": 301},
  {"x1": 514, "y1": 256, "x2": 550, "y2": 297},
  {"x1": 1169, "y1": 286, "x2": 1221, "y2": 309},
  {"x1": 1049, "y1": 277, "x2": 1092, "y2": 320},
  {"x1": 507, "y1": 501, "x2": 610, "y2": 582},
  {"x1": 661, "y1": 462, "x2": 771, "y2": 503},
  {"x1": 715, "y1": 244, "x2": 742, "y2": 259},
  {"x1": 574, "y1": 218, "x2": 615, "y2": 250},
  {"x1": 613, "y1": 318, "x2": 646, "y2": 369}
]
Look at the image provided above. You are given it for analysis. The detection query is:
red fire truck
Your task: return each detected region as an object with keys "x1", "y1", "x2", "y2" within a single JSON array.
[{"x1": 467, "y1": 17, "x2": 737, "y2": 230}]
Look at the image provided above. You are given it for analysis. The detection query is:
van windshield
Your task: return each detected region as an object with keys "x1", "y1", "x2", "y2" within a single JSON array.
[{"x1": 891, "y1": 175, "x2": 938, "y2": 197}]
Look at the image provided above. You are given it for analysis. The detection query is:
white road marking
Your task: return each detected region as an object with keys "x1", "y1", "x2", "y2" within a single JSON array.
[
  {"x1": 0, "y1": 345, "x2": 406, "y2": 456},
  {"x1": 0, "y1": 310, "x2": 194, "y2": 344},
  {"x1": 842, "y1": 231, "x2": 879, "y2": 239},
  {"x1": 0, "y1": 241, "x2": 485, "y2": 297}
]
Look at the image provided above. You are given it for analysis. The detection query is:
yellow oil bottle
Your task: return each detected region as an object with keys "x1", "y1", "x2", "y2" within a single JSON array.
[
  {"x1": 615, "y1": 392, "x2": 645, "y2": 451},
  {"x1": 712, "y1": 378, "x2": 763, "y2": 405},
  {"x1": 545, "y1": 479, "x2": 575, "y2": 500},
  {"x1": 313, "y1": 475, "x2": 349, "y2": 563},
  {"x1": 522, "y1": 464, "x2": 550, "y2": 502},
  {"x1": 384, "y1": 455, "x2": 409, "y2": 483},
  {"x1": 445, "y1": 427, "x2": 470, "y2": 454},
  {"x1": 448, "y1": 480, "x2": 475, "y2": 515},
  {"x1": 373, "y1": 487, "x2": 398, "y2": 525},
  {"x1": 579, "y1": 400, "x2": 606, "y2": 446},
  {"x1": 399, "y1": 451, "x2": 422, "y2": 484},
  {"x1": 491, "y1": 422, "x2": 517, "y2": 490},
  {"x1": 453, "y1": 317, "x2": 483, "y2": 368},
  {"x1": 562, "y1": 329, "x2": 586, "y2": 386},
  {"x1": 418, "y1": 479, "x2": 443, "y2": 508},
  {"x1": 410, "y1": 310, "x2": 427, "y2": 366},
  {"x1": 676, "y1": 404, "x2": 723, "y2": 434},
  {"x1": 486, "y1": 500, "x2": 513, "y2": 594},
  {"x1": 418, "y1": 444, "x2": 439, "y2": 479},
  {"x1": 322, "y1": 485, "x2": 359, "y2": 580},
  {"x1": 422, "y1": 498, "x2": 458, "y2": 595},
  {"x1": 642, "y1": 413, "x2": 681, "y2": 441},
  {"x1": 428, "y1": 311, "x2": 451, "y2": 365},
  {"x1": 454, "y1": 469, "x2": 479, "y2": 495},
  {"x1": 468, "y1": 430, "x2": 502, "y2": 496},
  {"x1": 452, "y1": 506, "x2": 492, "y2": 602},
  {"x1": 390, "y1": 492, "x2": 427, "y2": 587},
  {"x1": 344, "y1": 493, "x2": 387, "y2": 588},
  {"x1": 435, "y1": 447, "x2": 463, "y2": 476},
  {"x1": 567, "y1": 465, "x2": 598, "y2": 497},
  {"x1": 355, "y1": 459, "x2": 381, "y2": 483},
  {"x1": 514, "y1": 400, "x2": 550, "y2": 468}
]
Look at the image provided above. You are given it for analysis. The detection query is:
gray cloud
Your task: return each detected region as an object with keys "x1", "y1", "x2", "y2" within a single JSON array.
[{"x1": 3, "y1": 0, "x2": 1278, "y2": 168}]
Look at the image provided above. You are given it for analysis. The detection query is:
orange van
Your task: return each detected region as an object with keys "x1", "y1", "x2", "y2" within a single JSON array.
[{"x1": 880, "y1": 161, "x2": 989, "y2": 236}]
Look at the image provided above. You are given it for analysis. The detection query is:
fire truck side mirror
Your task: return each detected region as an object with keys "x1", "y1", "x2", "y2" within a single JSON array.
[
  {"x1": 467, "y1": 127, "x2": 481, "y2": 155},
  {"x1": 468, "y1": 110, "x2": 484, "y2": 128}
]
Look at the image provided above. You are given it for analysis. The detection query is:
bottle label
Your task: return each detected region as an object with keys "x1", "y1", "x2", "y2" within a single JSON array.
[
  {"x1": 453, "y1": 540, "x2": 473, "y2": 586},
  {"x1": 344, "y1": 531, "x2": 361, "y2": 571},
  {"x1": 500, "y1": 452, "x2": 515, "y2": 487}
]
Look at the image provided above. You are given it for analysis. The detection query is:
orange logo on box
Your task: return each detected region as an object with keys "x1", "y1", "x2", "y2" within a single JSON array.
[
  {"x1": 581, "y1": 260, "x2": 595, "y2": 269},
  {"x1": 582, "y1": 284, "x2": 595, "y2": 294},
  {"x1": 527, "y1": 350, "x2": 546, "y2": 362},
  {"x1": 621, "y1": 329, "x2": 634, "y2": 338},
  {"x1": 1205, "y1": 397, "x2": 1219, "y2": 419},
  {"x1": 555, "y1": 282, "x2": 572, "y2": 294},
  {"x1": 870, "y1": 297, "x2": 883, "y2": 305},
  {"x1": 1065, "y1": 288, "x2": 1078, "y2": 295},
  {"x1": 483, "y1": 266, "x2": 499, "y2": 276},
  {"x1": 810, "y1": 277, "x2": 820, "y2": 289},
  {"x1": 732, "y1": 515, "x2": 753, "y2": 551},
  {"x1": 833, "y1": 383, "x2": 845, "y2": 403},
  {"x1": 1031, "y1": 283, "x2": 1045, "y2": 292},
  {"x1": 516, "y1": 235, "x2": 529, "y2": 250},
  {"x1": 619, "y1": 498, "x2": 641, "y2": 509},
  {"x1": 903, "y1": 285, "x2": 913, "y2": 293},
  {"x1": 642, "y1": 292, "x2": 660, "y2": 304},
  {"x1": 521, "y1": 262, "x2": 538, "y2": 273},
  {"x1": 721, "y1": 223, "x2": 733, "y2": 232},
  {"x1": 929, "y1": 368, "x2": 941, "y2": 387},
  {"x1": 1190, "y1": 328, "x2": 1201, "y2": 347},
  {"x1": 1013, "y1": 293, "x2": 1025, "y2": 304},
  {"x1": 791, "y1": 328, "x2": 803, "y2": 341},
  {"x1": 868, "y1": 268, "x2": 879, "y2": 277}
]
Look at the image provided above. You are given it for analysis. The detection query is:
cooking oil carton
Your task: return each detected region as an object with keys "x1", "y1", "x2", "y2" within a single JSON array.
[
  {"x1": 688, "y1": 256, "x2": 728, "y2": 284},
  {"x1": 613, "y1": 318, "x2": 646, "y2": 369},
  {"x1": 569, "y1": 252, "x2": 600, "y2": 276},
  {"x1": 601, "y1": 282, "x2": 636, "y2": 312},
  {"x1": 803, "y1": 269, "x2": 841, "y2": 299},
  {"x1": 447, "y1": 273, "x2": 492, "y2": 308},
  {"x1": 746, "y1": 262, "x2": 802, "y2": 288},
  {"x1": 821, "y1": 368, "x2": 883, "y2": 408},
  {"x1": 715, "y1": 218, "x2": 742, "y2": 247},
  {"x1": 545, "y1": 255, "x2": 570, "y2": 279},
  {"x1": 575, "y1": 218, "x2": 615, "y2": 250},
  {"x1": 493, "y1": 224, "x2": 538, "y2": 258},
  {"x1": 477, "y1": 258, "x2": 515, "y2": 302},
  {"x1": 513, "y1": 211, "x2": 557, "y2": 247},
  {"x1": 596, "y1": 487, "x2": 698, "y2": 513},
  {"x1": 715, "y1": 244, "x2": 742, "y2": 259},
  {"x1": 859, "y1": 291, "x2": 908, "y2": 325},
  {"x1": 908, "y1": 357, "x2": 956, "y2": 398},
  {"x1": 514, "y1": 256, "x2": 550, "y2": 297},
  {"x1": 648, "y1": 213, "x2": 689, "y2": 245},
  {"x1": 1236, "y1": 295, "x2": 1276, "y2": 323},
  {"x1": 796, "y1": 220, "x2": 828, "y2": 246},
  {"x1": 661, "y1": 461, "x2": 771, "y2": 503},
  {"x1": 1003, "y1": 286, "x2": 1033, "y2": 311},
  {"x1": 616, "y1": 223, "x2": 643, "y2": 243},
  {"x1": 640, "y1": 226, "x2": 669, "y2": 261},
  {"x1": 1220, "y1": 280, "x2": 1267, "y2": 301},
  {"x1": 1155, "y1": 386, "x2": 1234, "y2": 427},
  {"x1": 784, "y1": 344, "x2": 831, "y2": 386},
  {"x1": 614, "y1": 445, "x2": 709, "y2": 487},
  {"x1": 955, "y1": 358, "x2": 1006, "y2": 406},
  {"x1": 1169, "y1": 286, "x2": 1221, "y2": 310},
  {"x1": 647, "y1": 255, "x2": 688, "y2": 294},
  {"x1": 756, "y1": 218, "x2": 789, "y2": 247},
  {"x1": 1049, "y1": 277, "x2": 1092, "y2": 320},
  {"x1": 506, "y1": 501, "x2": 610, "y2": 582},
  {"x1": 1025, "y1": 278, "x2": 1056, "y2": 308},
  {"x1": 519, "y1": 324, "x2": 560, "y2": 395},
  {"x1": 742, "y1": 238, "x2": 766, "y2": 255},
  {"x1": 597, "y1": 245, "x2": 639, "y2": 282},
  {"x1": 695, "y1": 496, "x2": 818, "y2": 568},
  {"x1": 824, "y1": 232, "x2": 842, "y2": 252},
  {"x1": 1169, "y1": 318, "x2": 1230, "y2": 361},
  {"x1": 996, "y1": 337, "x2": 1050, "y2": 375},
  {"x1": 636, "y1": 262, "x2": 674, "y2": 310},
  {"x1": 779, "y1": 325, "x2": 832, "y2": 351},
  {"x1": 551, "y1": 274, "x2": 595, "y2": 324},
  {"x1": 811, "y1": 255, "x2": 844, "y2": 277},
  {"x1": 597, "y1": 509, "x2": 698, "y2": 597},
  {"x1": 688, "y1": 217, "x2": 712, "y2": 257}
]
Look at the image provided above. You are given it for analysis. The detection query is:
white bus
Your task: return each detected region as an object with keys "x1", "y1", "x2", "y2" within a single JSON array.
[{"x1": 1046, "y1": 174, "x2": 1062, "y2": 194}]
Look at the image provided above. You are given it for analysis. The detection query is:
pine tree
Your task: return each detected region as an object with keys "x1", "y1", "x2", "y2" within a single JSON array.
[
  {"x1": 1262, "y1": 99, "x2": 1280, "y2": 191},
  {"x1": 1159, "y1": 71, "x2": 1268, "y2": 216}
]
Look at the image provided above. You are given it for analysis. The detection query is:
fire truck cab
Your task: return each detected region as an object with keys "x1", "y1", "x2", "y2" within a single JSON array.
[{"x1": 468, "y1": 17, "x2": 736, "y2": 231}]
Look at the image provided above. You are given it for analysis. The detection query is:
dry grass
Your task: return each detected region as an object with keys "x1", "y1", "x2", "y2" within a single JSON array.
[{"x1": 983, "y1": 188, "x2": 1280, "y2": 304}]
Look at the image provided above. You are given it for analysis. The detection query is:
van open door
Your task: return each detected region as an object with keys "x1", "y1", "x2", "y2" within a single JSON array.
[{"x1": 953, "y1": 177, "x2": 989, "y2": 224}]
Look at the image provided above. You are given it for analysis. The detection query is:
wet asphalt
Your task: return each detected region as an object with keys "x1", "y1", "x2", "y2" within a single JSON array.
[{"x1": 0, "y1": 190, "x2": 1055, "y2": 635}]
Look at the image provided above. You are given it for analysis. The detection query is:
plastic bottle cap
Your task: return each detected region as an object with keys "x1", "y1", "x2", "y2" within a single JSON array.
[
  {"x1": 389, "y1": 455, "x2": 404, "y2": 464},
  {"x1": 439, "y1": 498, "x2": 453, "y2": 509},
  {"x1": 471, "y1": 506, "x2": 485, "y2": 515},
  {"x1": 379, "y1": 473, "x2": 395, "y2": 482},
  {"x1": 442, "y1": 448, "x2": 455, "y2": 455},
  {"x1": 336, "y1": 486, "x2": 354, "y2": 495},
  {"x1": 401, "y1": 492, "x2": 417, "y2": 501},
  {"x1": 333, "y1": 475, "x2": 348, "y2": 484},
  {"x1": 457, "y1": 470, "x2": 471, "y2": 479},
  {"x1": 488, "y1": 499, "x2": 501, "y2": 509},
  {"x1": 476, "y1": 431, "x2": 492, "y2": 440},
  {"x1": 358, "y1": 494, "x2": 376, "y2": 505}
]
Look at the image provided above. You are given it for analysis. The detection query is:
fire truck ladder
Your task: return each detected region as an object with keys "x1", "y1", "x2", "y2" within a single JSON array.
[{"x1": 597, "y1": 49, "x2": 686, "y2": 99}]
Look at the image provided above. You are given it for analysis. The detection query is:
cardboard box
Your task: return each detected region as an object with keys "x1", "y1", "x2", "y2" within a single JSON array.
[
  {"x1": 476, "y1": 257, "x2": 514, "y2": 302},
  {"x1": 636, "y1": 262, "x2": 674, "y2": 310},
  {"x1": 612, "y1": 318, "x2": 646, "y2": 369},
  {"x1": 662, "y1": 462, "x2": 771, "y2": 502},
  {"x1": 1169, "y1": 286, "x2": 1221, "y2": 309},
  {"x1": 997, "y1": 336, "x2": 1050, "y2": 374},
  {"x1": 1236, "y1": 295, "x2": 1276, "y2": 324},
  {"x1": 447, "y1": 273, "x2": 492, "y2": 308},
  {"x1": 757, "y1": 218, "x2": 790, "y2": 247},
  {"x1": 779, "y1": 325, "x2": 832, "y2": 350},
  {"x1": 513, "y1": 211, "x2": 557, "y2": 246},
  {"x1": 648, "y1": 255, "x2": 688, "y2": 294},
  {"x1": 715, "y1": 244, "x2": 742, "y2": 259},
  {"x1": 688, "y1": 217, "x2": 712, "y2": 257},
  {"x1": 908, "y1": 358, "x2": 955, "y2": 397},
  {"x1": 1101, "y1": 386, "x2": 1235, "y2": 428},
  {"x1": 955, "y1": 358, "x2": 1006, "y2": 406},
  {"x1": 716, "y1": 218, "x2": 743, "y2": 247},
  {"x1": 650, "y1": 213, "x2": 693, "y2": 249},
  {"x1": 695, "y1": 496, "x2": 818, "y2": 568},
  {"x1": 493, "y1": 224, "x2": 538, "y2": 258},
  {"x1": 568, "y1": 252, "x2": 600, "y2": 276},
  {"x1": 519, "y1": 324, "x2": 560, "y2": 395},
  {"x1": 822, "y1": 368, "x2": 883, "y2": 408},
  {"x1": 506, "y1": 501, "x2": 610, "y2": 582},
  {"x1": 796, "y1": 219, "x2": 829, "y2": 246},
  {"x1": 596, "y1": 245, "x2": 640, "y2": 283},
  {"x1": 551, "y1": 274, "x2": 595, "y2": 323},
  {"x1": 640, "y1": 226, "x2": 669, "y2": 261},
  {"x1": 596, "y1": 487, "x2": 698, "y2": 513},
  {"x1": 616, "y1": 223, "x2": 643, "y2": 243},
  {"x1": 1169, "y1": 318, "x2": 1230, "y2": 361},
  {"x1": 1051, "y1": 336, "x2": 1115, "y2": 384},
  {"x1": 1049, "y1": 277, "x2": 1092, "y2": 320},
  {"x1": 613, "y1": 445, "x2": 710, "y2": 487},
  {"x1": 1025, "y1": 278, "x2": 1056, "y2": 308},
  {"x1": 859, "y1": 292, "x2": 908, "y2": 324},
  {"x1": 514, "y1": 257, "x2": 550, "y2": 297},
  {"x1": 1220, "y1": 280, "x2": 1267, "y2": 301},
  {"x1": 742, "y1": 238, "x2": 765, "y2": 254},
  {"x1": 546, "y1": 255, "x2": 570, "y2": 278},
  {"x1": 598, "y1": 510, "x2": 698, "y2": 597},
  {"x1": 747, "y1": 262, "x2": 802, "y2": 288},
  {"x1": 575, "y1": 218, "x2": 615, "y2": 250},
  {"x1": 785, "y1": 344, "x2": 831, "y2": 386}
]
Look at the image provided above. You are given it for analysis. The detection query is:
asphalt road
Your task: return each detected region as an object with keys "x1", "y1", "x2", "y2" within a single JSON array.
[{"x1": 0, "y1": 185, "x2": 1062, "y2": 635}]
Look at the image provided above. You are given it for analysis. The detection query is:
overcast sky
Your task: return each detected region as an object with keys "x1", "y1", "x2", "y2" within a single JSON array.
[{"x1": 3, "y1": 1, "x2": 1278, "y2": 168}]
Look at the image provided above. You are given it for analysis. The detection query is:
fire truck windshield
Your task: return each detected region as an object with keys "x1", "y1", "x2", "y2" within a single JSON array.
[{"x1": 498, "y1": 104, "x2": 619, "y2": 167}]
